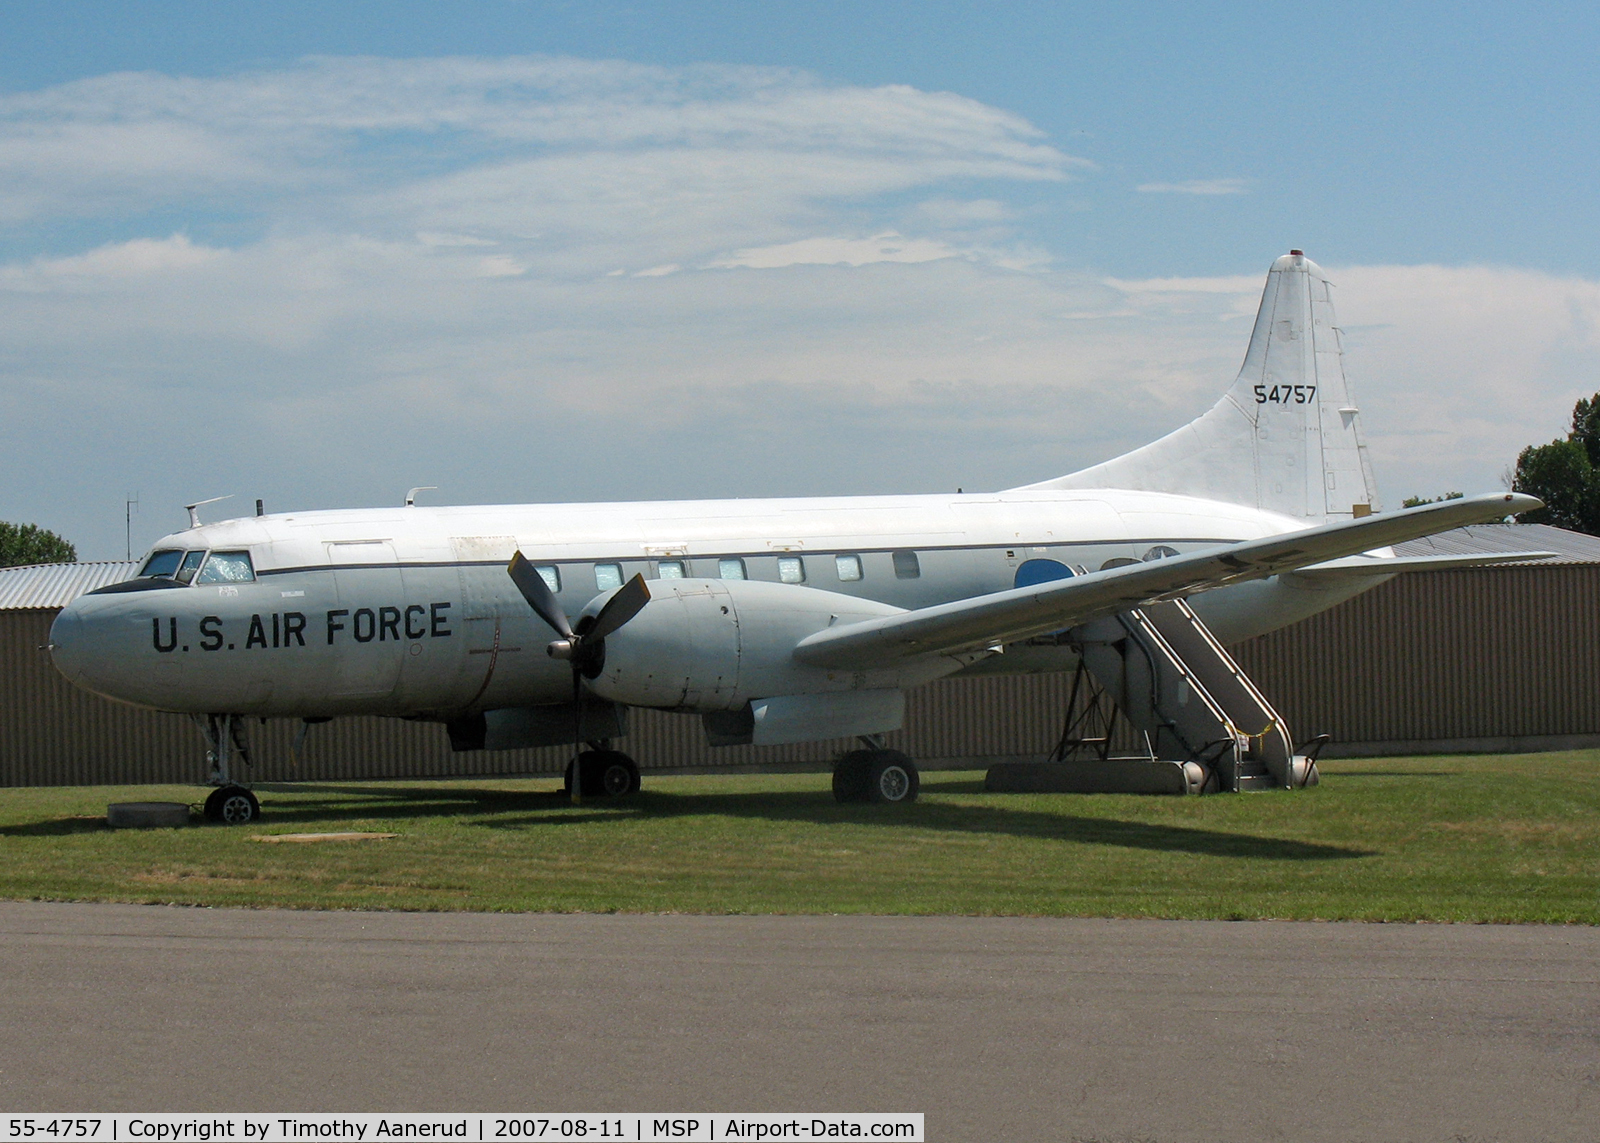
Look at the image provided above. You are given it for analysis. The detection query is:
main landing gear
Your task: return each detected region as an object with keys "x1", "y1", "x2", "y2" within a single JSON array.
[
  {"x1": 832, "y1": 741, "x2": 920, "y2": 805},
  {"x1": 193, "y1": 713, "x2": 262, "y2": 825},
  {"x1": 564, "y1": 748, "x2": 642, "y2": 798}
]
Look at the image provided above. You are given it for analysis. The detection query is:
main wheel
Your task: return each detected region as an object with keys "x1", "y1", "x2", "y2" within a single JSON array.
[
  {"x1": 569, "y1": 750, "x2": 641, "y2": 797},
  {"x1": 832, "y1": 749, "x2": 874, "y2": 803},
  {"x1": 204, "y1": 785, "x2": 260, "y2": 825},
  {"x1": 864, "y1": 751, "x2": 919, "y2": 805}
]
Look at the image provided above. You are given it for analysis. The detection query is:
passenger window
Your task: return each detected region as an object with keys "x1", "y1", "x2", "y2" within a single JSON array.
[
  {"x1": 718, "y1": 557, "x2": 746, "y2": 580},
  {"x1": 778, "y1": 556, "x2": 806, "y2": 584},
  {"x1": 836, "y1": 554, "x2": 863, "y2": 582},
  {"x1": 594, "y1": 563, "x2": 623, "y2": 592},
  {"x1": 140, "y1": 550, "x2": 183, "y2": 578},
  {"x1": 175, "y1": 550, "x2": 206, "y2": 585},
  {"x1": 657, "y1": 560, "x2": 685, "y2": 579},
  {"x1": 196, "y1": 551, "x2": 256, "y2": 584},
  {"x1": 536, "y1": 565, "x2": 561, "y2": 592},
  {"x1": 892, "y1": 550, "x2": 921, "y2": 579}
]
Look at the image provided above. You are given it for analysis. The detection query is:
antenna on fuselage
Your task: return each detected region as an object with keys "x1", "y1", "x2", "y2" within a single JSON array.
[
  {"x1": 405, "y1": 486, "x2": 437, "y2": 507},
  {"x1": 185, "y1": 495, "x2": 233, "y2": 528}
]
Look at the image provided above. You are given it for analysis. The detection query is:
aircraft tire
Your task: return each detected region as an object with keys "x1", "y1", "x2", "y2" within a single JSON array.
[
  {"x1": 831, "y1": 750, "x2": 874, "y2": 803},
  {"x1": 864, "y1": 751, "x2": 919, "y2": 805},
  {"x1": 204, "y1": 785, "x2": 260, "y2": 825},
  {"x1": 569, "y1": 750, "x2": 641, "y2": 797}
]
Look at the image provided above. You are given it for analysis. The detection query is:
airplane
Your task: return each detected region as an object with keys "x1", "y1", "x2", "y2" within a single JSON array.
[{"x1": 48, "y1": 251, "x2": 1542, "y2": 823}]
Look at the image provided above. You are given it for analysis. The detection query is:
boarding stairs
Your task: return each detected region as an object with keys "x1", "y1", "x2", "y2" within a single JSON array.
[{"x1": 988, "y1": 599, "x2": 1322, "y2": 794}]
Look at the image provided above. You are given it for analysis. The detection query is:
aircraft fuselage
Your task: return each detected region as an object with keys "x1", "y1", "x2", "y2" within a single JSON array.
[{"x1": 49, "y1": 488, "x2": 1375, "y2": 719}]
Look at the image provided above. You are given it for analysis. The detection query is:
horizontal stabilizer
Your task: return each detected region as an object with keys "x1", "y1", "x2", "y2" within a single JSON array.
[{"x1": 793, "y1": 493, "x2": 1541, "y2": 671}]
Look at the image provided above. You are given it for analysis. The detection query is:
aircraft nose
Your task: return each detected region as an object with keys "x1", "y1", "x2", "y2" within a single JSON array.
[{"x1": 48, "y1": 604, "x2": 85, "y2": 682}]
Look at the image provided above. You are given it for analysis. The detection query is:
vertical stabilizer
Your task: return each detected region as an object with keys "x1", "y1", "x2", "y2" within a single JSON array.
[{"x1": 1021, "y1": 252, "x2": 1381, "y2": 521}]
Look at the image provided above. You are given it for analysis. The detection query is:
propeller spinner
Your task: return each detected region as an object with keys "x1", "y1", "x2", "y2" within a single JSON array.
[{"x1": 507, "y1": 551, "x2": 650, "y2": 803}]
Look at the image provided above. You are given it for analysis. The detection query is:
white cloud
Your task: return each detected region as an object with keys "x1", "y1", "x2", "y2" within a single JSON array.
[
  {"x1": 0, "y1": 54, "x2": 1591, "y2": 557},
  {"x1": 0, "y1": 234, "x2": 226, "y2": 290},
  {"x1": 1135, "y1": 178, "x2": 1250, "y2": 195},
  {"x1": 0, "y1": 56, "x2": 1079, "y2": 228},
  {"x1": 709, "y1": 232, "x2": 961, "y2": 269},
  {"x1": 912, "y1": 198, "x2": 1016, "y2": 224}
]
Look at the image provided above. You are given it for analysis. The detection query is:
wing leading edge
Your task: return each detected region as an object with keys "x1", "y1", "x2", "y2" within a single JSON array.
[{"x1": 793, "y1": 492, "x2": 1541, "y2": 671}]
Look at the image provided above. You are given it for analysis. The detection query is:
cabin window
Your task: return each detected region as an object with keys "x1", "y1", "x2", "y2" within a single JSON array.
[
  {"x1": 174, "y1": 550, "x2": 206, "y2": 585},
  {"x1": 140, "y1": 550, "x2": 183, "y2": 578},
  {"x1": 836, "y1": 554, "x2": 863, "y2": 582},
  {"x1": 777, "y1": 556, "x2": 806, "y2": 584},
  {"x1": 594, "y1": 563, "x2": 623, "y2": 591},
  {"x1": 536, "y1": 565, "x2": 561, "y2": 592},
  {"x1": 657, "y1": 560, "x2": 685, "y2": 579},
  {"x1": 718, "y1": 557, "x2": 746, "y2": 580},
  {"x1": 892, "y1": 550, "x2": 921, "y2": 579},
  {"x1": 196, "y1": 551, "x2": 256, "y2": 584}
]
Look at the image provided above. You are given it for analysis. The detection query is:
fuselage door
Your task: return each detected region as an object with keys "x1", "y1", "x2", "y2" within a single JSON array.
[
  {"x1": 448, "y1": 535, "x2": 553, "y2": 710},
  {"x1": 327, "y1": 540, "x2": 405, "y2": 699}
]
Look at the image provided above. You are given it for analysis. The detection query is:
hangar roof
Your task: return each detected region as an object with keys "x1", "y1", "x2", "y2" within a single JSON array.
[
  {"x1": 0, "y1": 561, "x2": 138, "y2": 610},
  {"x1": 1393, "y1": 522, "x2": 1600, "y2": 565}
]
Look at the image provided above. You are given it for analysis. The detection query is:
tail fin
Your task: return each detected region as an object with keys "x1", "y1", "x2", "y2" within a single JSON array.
[{"x1": 1019, "y1": 251, "x2": 1381, "y2": 521}]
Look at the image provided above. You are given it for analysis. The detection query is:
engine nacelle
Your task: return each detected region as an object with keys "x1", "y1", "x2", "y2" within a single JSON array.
[{"x1": 583, "y1": 578, "x2": 960, "y2": 713}]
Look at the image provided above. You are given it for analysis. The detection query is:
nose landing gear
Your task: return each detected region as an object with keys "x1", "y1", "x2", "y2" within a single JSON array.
[
  {"x1": 193, "y1": 713, "x2": 261, "y2": 825},
  {"x1": 204, "y1": 785, "x2": 261, "y2": 824}
]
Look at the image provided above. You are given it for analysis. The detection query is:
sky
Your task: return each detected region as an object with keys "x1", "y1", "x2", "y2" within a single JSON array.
[{"x1": 3, "y1": 1, "x2": 1599, "y2": 559}]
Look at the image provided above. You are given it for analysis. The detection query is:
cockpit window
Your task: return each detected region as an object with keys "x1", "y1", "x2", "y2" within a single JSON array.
[
  {"x1": 174, "y1": 551, "x2": 206, "y2": 584},
  {"x1": 140, "y1": 550, "x2": 184, "y2": 578},
  {"x1": 197, "y1": 551, "x2": 256, "y2": 584}
]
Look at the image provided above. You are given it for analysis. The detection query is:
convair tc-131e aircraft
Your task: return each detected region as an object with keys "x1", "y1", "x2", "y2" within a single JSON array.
[{"x1": 50, "y1": 253, "x2": 1542, "y2": 822}]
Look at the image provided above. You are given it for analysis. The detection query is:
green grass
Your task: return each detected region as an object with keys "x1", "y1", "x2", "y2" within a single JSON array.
[{"x1": 1, "y1": 751, "x2": 1597, "y2": 921}]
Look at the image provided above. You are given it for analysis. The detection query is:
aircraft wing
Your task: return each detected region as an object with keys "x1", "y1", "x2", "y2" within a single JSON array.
[{"x1": 793, "y1": 492, "x2": 1541, "y2": 671}]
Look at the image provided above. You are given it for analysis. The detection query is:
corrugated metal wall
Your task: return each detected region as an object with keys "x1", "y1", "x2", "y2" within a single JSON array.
[
  {"x1": 1231, "y1": 565, "x2": 1600, "y2": 744},
  {"x1": 5, "y1": 566, "x2": 1599, "y2": 787}
]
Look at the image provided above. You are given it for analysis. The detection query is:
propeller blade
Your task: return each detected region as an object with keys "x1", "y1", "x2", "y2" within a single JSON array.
[
  {"x1": 507, "y1": 551, "x2": 574, "y2": 640},
  {"x1": 587, "y1": 573, "x2": 651, "y2": 643},
  {"x1": 570, "y1": 664, "x2": 584, "y2": 806}
]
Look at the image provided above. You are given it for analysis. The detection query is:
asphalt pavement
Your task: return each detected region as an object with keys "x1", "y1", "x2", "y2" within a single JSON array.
[{"x1": 1, "y1": 902, "x2": 1596, "y2": 1141}]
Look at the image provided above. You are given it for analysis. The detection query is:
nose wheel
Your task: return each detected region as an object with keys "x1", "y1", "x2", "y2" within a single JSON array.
[{"x1": 204, "y1": 785, "x2": 261, "y2": 825}]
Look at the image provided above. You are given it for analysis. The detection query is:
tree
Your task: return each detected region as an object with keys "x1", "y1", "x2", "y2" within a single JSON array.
[
  {"x1": 0, "y1": 521, "x2": 77, "y2": 568},
  {"x1": 1402, "y1": 491, "x2": 1463, "y2": 508},
  {"x1": 1512, "y1": 394, "x2": 1600, "y2": 534}
]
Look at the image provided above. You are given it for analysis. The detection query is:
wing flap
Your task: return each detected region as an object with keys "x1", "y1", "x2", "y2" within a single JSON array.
[{"x1": 793, "y1": 493, "x2": 1540, "y2": 671}]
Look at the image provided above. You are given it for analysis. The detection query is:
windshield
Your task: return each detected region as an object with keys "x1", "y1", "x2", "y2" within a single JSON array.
[
  {"x1": 197, "y1": 551, "x2": 255, "y2": 584},
  {"x1": 174, "y1": 550, "x2": 206, "y2": 584},
  {"x1": 139, "y1": 550, "x2": 184, "y2": 578}
]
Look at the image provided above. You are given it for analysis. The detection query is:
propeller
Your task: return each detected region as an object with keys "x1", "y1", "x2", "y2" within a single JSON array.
[{"x1": 507, "y1": 551, "x2": 650, "y2": 803}]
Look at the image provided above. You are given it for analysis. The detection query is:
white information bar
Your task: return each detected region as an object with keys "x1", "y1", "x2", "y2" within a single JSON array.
[{"x1": 2, "y1": 1115, "x2": 923, "y2": 1143}]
